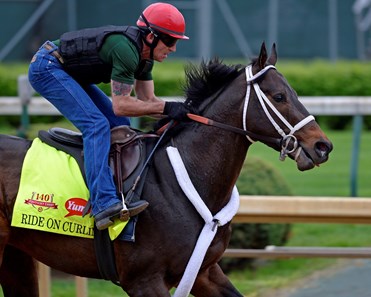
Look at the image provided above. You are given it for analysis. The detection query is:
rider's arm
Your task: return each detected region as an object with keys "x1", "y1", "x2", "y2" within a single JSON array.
[
  {"x1": 134, "y1": 80, "x2": 157, "y2": 102},
  {"x1": 111, "y1": 79, "x2": 165, "y2": 117}
]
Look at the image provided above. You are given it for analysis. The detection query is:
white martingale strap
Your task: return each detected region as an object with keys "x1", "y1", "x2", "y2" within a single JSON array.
[
  {"x1": 166, "y1": 146, "x2": 240, "y2": 297},
  {"x1": 243, "y1": 64, "x2": 315, "y2": 158}
]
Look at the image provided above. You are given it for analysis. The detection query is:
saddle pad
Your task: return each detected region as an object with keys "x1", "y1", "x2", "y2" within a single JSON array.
[{"x1": 11, "y1": 138, "x2": 127, "y2": 240}]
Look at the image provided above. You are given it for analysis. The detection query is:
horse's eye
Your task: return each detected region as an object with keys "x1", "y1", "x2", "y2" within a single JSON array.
[{"x1": 273, "y1": 94, "x2": 285, "y2": 102}]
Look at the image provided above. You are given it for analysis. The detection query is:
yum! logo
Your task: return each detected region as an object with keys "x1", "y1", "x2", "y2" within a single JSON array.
[{"x1": 65, "y1": 198, "x2": 89, "y2": 218}]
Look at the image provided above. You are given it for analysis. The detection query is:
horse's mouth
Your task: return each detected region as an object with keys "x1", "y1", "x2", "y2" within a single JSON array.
[{"x1": 292, "y1": 145, "x2": 328, "y2": 171}]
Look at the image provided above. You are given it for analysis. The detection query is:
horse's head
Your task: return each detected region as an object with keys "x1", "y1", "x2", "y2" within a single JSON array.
[
  {"x1": 181, "y1": 43, "x2": 332, "y2": 171},
  {"x1": 244, "y1": 42, "x2": 333, "y2": 170}
]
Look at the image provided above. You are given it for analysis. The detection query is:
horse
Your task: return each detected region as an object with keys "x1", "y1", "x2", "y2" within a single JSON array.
[{"x1": 0, "y1": 43, "x2": 332, "y2": 297}]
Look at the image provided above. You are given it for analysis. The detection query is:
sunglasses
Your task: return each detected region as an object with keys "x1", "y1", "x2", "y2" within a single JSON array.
[{"x1": 157, "y1": 33, "x2": 178, "y2": 47}]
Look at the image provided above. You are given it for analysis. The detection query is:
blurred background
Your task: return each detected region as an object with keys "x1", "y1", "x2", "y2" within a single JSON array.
[{"x1": 0, "y1": 0, "x2": 369, "y2": 62}]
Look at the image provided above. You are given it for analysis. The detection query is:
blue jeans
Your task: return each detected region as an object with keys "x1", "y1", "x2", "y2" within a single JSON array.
[{"x1": 28, "y1": 41, "x2": 130, "y2": 216}]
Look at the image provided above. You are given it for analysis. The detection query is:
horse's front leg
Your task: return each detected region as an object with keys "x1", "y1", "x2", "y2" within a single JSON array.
[
  {"x1": 0, "y1": 245, "x2": 39, "y2": 297},
  {"x1": 191, "y1": 263, "x2": 243, "y2": 297}
]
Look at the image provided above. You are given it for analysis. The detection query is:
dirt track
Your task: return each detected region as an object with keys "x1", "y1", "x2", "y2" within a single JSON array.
[{"x1": 261, "y1": 259, "x2": 371, "y2": 297}]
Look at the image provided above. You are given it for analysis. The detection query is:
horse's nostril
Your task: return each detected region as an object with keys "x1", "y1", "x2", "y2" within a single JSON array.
[{"x1": 315, "y1": 141, "x2": 333, "y2": 158}]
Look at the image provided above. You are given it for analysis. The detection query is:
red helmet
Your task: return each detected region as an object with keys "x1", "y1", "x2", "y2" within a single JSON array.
[{"x1": 137, "y1": 2, "x2": 189, "y2": 40}]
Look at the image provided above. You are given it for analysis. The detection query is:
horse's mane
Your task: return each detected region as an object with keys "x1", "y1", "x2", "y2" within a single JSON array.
[
  {"x1": 152, "y1": 58, "x2": 245, "y2": 135},
  {"x1": 183, "y1": 58, "x2": 245, "y2": 108}
]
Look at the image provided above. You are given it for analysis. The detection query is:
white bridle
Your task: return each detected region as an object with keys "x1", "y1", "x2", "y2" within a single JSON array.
[{"x1": 242, "y1": 64, "x2": 315, "y2": 161}]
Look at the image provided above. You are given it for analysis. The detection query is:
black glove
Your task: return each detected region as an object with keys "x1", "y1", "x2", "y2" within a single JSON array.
[
  {"x1": 153, "y1": 116, "x2": 172, "y2": 131},
  {"x1": 163, "y1": 102, "x2": 192, "y2": 121}
]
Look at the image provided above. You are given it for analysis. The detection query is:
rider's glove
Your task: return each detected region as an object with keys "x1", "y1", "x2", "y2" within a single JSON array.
[{"x1": 163, "y1": 102, "x2": 192, "y2": 121}]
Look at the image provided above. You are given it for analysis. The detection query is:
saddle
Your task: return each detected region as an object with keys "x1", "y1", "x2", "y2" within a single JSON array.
[
  {"x1": 38, "y1": 126, "x2": 159, "y2": 200},
  {"x1": 38, "y1": 126, "x2": 159, "y2": 284}
]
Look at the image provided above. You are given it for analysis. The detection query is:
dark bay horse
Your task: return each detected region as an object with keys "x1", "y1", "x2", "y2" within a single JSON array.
[{"x1": 0, "y1": 43, "x2": 332, "y2": 297}]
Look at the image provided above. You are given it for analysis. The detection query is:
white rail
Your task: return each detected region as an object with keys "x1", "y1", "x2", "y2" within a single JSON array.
[
  {"x1": 234, "y1": 195, "x2": 371, "y2": 224},
  {"x1": 0, "y1": 96, "x2": 183, "y2": 115},
  {"x1": 1, "y1": 96, "x2": 371, "y2": 115}
]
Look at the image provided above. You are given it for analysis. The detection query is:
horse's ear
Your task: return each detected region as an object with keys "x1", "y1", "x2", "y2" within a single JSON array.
[
  {"x1": 257, "y1": 42, "x2": 268, "y2": 70},
  {"x1": 267, "y1": 43, "x2": 277, "y2": 66}
]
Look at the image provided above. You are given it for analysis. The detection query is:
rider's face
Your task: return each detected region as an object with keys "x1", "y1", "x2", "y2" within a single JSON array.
[
  {"x1": 143, "y1": 33, "x2": 177, "y2": 62},
  {"x1": 153, "y1": 39, "x2": 177, "y2": 62}
]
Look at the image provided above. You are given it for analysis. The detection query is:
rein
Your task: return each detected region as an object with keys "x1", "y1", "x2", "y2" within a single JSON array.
[
  {"x1": 186, "y1": 113, "x2": 281, "y2": 147},
  {"x1": 187, "y1": 64, "x2": 315, "y2": 161}
]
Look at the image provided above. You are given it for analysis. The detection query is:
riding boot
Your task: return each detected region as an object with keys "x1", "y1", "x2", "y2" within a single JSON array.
[
  {"x1": 95, "y1": 202, "x2": 125, "y2": 230},
  {"x1": 95, "y1": 200, "x2": 149, "y2": 230}
]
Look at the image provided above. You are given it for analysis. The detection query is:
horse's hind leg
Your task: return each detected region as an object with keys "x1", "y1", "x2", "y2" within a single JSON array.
[
  {"x1": 0, "y1": 245, "x2": 39, "y2": 297},
  {"x1": 191, "y1": 263, "x2": 243, "y2": 297}
]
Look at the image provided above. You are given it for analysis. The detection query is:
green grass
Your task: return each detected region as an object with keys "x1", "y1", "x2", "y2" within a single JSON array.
[
  {"x1": 51, "y1": 277, "x2": 127, "y2": 297},
  {"x1": 229, "y1": 258, "x2": 333, "y2": 297},
  {"x1": 227, "y1": 224, "x2": 371, "y2": 296},
  {"x1": 1, "y1": 122, "x2": 371, "y2": 296},
  {"x1": 52, "y1": 260, "x2": 330, "y2": 297},
  {"x1": 248, "y1": 129, "x2": 371, "y2": 198}
]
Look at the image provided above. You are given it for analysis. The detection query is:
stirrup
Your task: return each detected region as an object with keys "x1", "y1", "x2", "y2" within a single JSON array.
[{"x1": 119, "y1": 200, "x2": 149, "y2": 222}]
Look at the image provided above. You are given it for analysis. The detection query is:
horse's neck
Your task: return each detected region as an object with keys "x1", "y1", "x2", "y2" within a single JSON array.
[
  {"x1": 174, "y1": 122, "x2": 249, "y2": 213},
  {"x1": 167, "y1": 76, "x2": 250, "y2": 211}
]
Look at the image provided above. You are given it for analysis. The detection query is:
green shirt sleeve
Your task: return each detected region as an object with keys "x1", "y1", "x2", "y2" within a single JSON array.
[{"x1": 99, "y1": 34, "x2": 152, "y2": 85}]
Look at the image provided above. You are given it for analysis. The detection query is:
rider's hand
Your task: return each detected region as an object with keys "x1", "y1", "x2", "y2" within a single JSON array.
[{"x1": 163, "y1": 102, "x2": 193, "y2": 121}]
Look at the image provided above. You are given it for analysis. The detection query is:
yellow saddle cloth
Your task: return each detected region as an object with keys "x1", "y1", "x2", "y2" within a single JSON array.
[{"x1": 11, "y1": 138, "x2": 127, "y2": 240}]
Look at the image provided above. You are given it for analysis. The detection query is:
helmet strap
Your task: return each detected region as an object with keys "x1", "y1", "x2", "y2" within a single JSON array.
[
  {"x1": 149, "y1": 37, "x2": 159, "y2": 60},
  {"x1": 140, "y1": 13, "x2": 160, "y2": 60}
]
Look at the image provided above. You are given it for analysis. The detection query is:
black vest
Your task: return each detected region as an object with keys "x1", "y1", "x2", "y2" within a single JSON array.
[{"x1": 58, "y1": 26, "x2": 144, "y2": 84}]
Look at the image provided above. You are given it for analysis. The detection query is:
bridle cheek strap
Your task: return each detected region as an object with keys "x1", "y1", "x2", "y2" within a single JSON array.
[{"x1": 244, "y1": 65, "x2": 315, "y2": 160}]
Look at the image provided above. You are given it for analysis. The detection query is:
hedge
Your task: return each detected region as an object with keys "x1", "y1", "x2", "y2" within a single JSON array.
[
  {"x1": 2, "y1": 59, "x2": 371, "y2": 96},
  {"x1": 278, "y1": 60, "x2": 371, "y2": 96}
]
